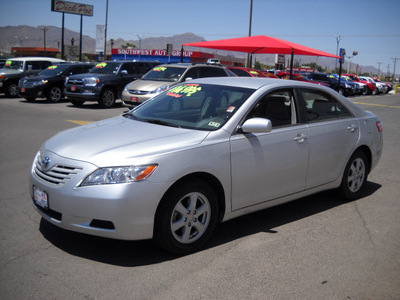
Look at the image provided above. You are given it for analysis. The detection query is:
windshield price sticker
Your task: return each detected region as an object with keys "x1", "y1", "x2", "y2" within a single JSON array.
[
  {"x1": 5, "y1": 60, "x2": 12, "y2": 66},
  {"x1": 167, "y1": 84, "x2": 202, "y2": 98},
  {"x1": 208, "y1": 121, "x2": 221, "y2": 128},
  {"x1": 96, "y1": 62, "x2": 107, "y2": 68},
  {"x1": 153, "y1": 66, "x2": 167, "y2": 72},
  {"x1": 47, "y1": 65, "x2": 58, "y2": 70},
  {"x1": 250, "y1": 71, "x2": 259, "y2": 75}
]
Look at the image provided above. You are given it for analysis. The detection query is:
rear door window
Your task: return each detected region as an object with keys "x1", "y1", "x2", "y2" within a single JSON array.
[{"x1": 300, "y1": 89, "x2": 352, "y2": 122}]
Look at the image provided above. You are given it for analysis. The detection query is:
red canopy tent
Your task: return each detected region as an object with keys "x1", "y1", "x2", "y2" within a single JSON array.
[{"x1": 182, "y1": 35, "x2": 340, "y2": 78}]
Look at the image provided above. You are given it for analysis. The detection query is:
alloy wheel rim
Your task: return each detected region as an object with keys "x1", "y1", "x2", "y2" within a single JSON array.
[
  {"x1": 170, "y1": 192, "x2": 211, "y2": 244},
  {"x1": 347, "y1": 158, "x2": 365, "y2": 193}
]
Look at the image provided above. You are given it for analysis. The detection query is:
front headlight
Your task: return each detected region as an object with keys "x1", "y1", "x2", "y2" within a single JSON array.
[
  {"x1": 345, "y1": 84, "x2": 350, "y2": 88},
  {"x1": 33, "y1": 80, "x2": 48, "y2": 86},
  {"x1": 83, "y1": 77, "x2": 100, "y2": 86},
  {"x1": 80, "y1": 164, "x2": 158, "y2": 186},
  {"x1": 123, "y1": 83, "x2": 130, "y2": 92},
  {"x1": 150, "y1": 85, "x2": 169, "y2": 94}
]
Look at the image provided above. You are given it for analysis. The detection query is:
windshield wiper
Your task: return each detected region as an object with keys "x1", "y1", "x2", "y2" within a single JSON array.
[{"x1": 141, "y1": 118, "x2": 181, "y2": 128}]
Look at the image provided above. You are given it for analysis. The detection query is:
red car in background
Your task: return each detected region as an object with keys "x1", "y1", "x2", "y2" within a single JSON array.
[
  {"x1": 277, "y1": 72, "x2": 329, "y2": 87},
  {"x1": 342, "y1": 74, "x2": 376, "y2": 95},
  {"x1": 227, "y1": 67, "x2": 269, "y2": 78}
]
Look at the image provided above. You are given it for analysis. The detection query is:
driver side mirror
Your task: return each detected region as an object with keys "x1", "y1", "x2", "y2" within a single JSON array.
[
  {"x1": 121, "y1": 70, "x2": 128, "y2": 75},
  {"x1": 241, "y1": 118, "x2": 272, "y2": 133}
]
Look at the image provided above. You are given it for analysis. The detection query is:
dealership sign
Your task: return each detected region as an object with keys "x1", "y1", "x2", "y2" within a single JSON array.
[
  {"x1": 113, "y1": 49, "x2": 195, "y2": 57},
  {"x1": 51, "y1": 0, "x2": 93, "y2": 16}
]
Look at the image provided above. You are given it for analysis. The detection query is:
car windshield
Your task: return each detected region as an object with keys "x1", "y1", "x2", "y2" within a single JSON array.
[
  {"x1": 3, "y1": 60, "x2": 24, "y2": 70},
  {"x1": 38, "y1": 64, "x2": 70, "y2": 76},
  {"x1": 90, "y1": 62, "x2": 121, "y2": 74},
  {"x1": 141, "y1": 66, "x2": 186, "y2": 82},
  {"x1": 126, "y1": 83, "x2": 255, "y2": 131}
]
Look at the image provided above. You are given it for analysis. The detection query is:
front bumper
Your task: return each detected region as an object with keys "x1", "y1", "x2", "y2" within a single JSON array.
[
  {"x1": 121, "y1": 89, "x2": 156, "y2": 107},
  {"x1": 64, "y1": 85, "x2": 102, "y2": 101},
  {"x1": 29, "y1": 151, "x2": 168, "y2": 241},
  {"x1": 18, "y1": 86, "x2": 45, "y2": 98}
]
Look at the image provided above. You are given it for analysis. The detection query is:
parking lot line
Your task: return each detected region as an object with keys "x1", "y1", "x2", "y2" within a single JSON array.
[
  {"x1": 67, "y1": 120, "x2": 93, "y2": 125},
  {"x1": 353, "y1": 102, "x2": 400, "y2": 109}
]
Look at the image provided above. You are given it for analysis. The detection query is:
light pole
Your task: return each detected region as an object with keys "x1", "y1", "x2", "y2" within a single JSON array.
[
  {"x1": 137, "y1": 35, "x2": 145, "y2": 60},
  {"x1": 334, "y1": 35, "x2": 342, "y2": 72},
  {"x1": 346, "y1": 51, "x2": 358, "y2": 73}
]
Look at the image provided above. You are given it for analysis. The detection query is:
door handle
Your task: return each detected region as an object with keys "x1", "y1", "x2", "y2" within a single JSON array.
[
  {"x1": 347, "y1": 124, "x2": 358, "y2": 132},
  {"x1": 294, "y1": 133, "x2": 308, "y2": 143}
]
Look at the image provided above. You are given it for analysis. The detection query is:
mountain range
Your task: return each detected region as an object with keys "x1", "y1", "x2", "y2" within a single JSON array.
[{"x1": 0, "y1": 25, "x2": 384, "y2": 76}]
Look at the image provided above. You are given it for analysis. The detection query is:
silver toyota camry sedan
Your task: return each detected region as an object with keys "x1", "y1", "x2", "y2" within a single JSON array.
[{"x1": 29, "y1": 77, "x2": 383, "y2": 254}]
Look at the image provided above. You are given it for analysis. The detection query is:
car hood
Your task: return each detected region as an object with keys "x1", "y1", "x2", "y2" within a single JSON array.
[
  {"x1": 0, "y1": 69, "x2": 22, "y2": 75},
  {"x1": 43, "y1": 115, "x2": 209, "y2": 166},
  {"x1": 67, "y1": 73, "x2": 113, "y2": 80},
  {"x1": 127, "y1": 79, "x2": 176, "y2": 92},
  {"x1": 22, "y1": 75, "x2": 55, "y2": 81}
]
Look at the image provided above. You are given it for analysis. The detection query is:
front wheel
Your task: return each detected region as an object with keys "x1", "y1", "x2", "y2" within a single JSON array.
[
  {"x1": 46, "y1": 86, "x2": 63, "y2": 102},
  {"x1": 339, "y1": 151, "x2": 368, "y2": 200},
  {"x1": 98, "y1": 88, "x2": 116, "y2": 108},
  {"x1": 70, "y1": 100, "x2": 85, "y2": 107},
  {"x1": 154, "y1": 179, "x2": 219, "y2": 254},
  {"x1": 5, "y1": 82, "x2": 19, "y2": 97},
  {"x1": 372, "y1": 88, "x2": 378, "y2": 95}
]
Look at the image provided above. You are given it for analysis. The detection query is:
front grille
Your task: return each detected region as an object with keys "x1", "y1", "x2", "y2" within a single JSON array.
[
  {"x1": 34, "y1": 161, "x2": 82, "y2": 185},
  {"x1": 67, "y1": 79, "x2": 83, "y2": 85},
  {"x1": 128, "y1": 89, "x2": 149, "y2": 95}
]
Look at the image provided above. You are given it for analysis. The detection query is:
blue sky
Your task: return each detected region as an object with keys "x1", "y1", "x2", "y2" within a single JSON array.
[{"x1": 1, "y1": 0, "x2": 399, "y2": 71}]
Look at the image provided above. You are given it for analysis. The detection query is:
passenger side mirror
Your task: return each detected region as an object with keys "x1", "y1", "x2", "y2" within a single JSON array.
[
  {"x1": 121, "y1": 70, "x2": 128, "y2": 75},
  {"x1": 185, "y1": 77, "x2": 193, "y2": 81}
]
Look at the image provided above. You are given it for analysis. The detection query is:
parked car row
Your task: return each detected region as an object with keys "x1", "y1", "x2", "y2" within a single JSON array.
[{"x1": 0, "y1": 57, "x2": 393, "y2": 108}]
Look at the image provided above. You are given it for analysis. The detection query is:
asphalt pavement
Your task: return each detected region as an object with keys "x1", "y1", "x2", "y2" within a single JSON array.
[{"x1": 0, "y1": 93, "x2": 399, "y2": 299}]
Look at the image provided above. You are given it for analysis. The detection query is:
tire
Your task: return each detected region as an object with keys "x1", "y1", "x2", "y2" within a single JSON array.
[
  {"x1": 5, "y1": 82, "x2": 19, "y2": 98},
  {"x1": 70, "y1": 100, "x2": 85, "y2": 107},
  {"x1": 25, "y1": 97, "x2": 36, "y2": 102},
  {"x1": 46, "y1": 86, "x2": 63, "y2": 102},
  {"x1": 339, "y1": 87, "x2": 345, "y2": 96},
  {"x1": 154, "y1": 178, "x2": 219, "y2": 254},
  {"x1": 339, "y1": 150, "x2": 368, "y2": 200},
  {"x1": 372, "y1": 88, "x2": 378, "y2": 95},
  {"x1": 98, "y1": 88, "x2": 116, "y2": 108}
]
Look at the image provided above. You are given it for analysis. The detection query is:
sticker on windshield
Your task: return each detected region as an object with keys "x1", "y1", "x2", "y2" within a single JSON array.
[
  {"x1": 166, "y1": 84, "x2": 202, "y2": 98},
  {"x1": 153, "y1": 66, "x2": 167, "y2": 72},
  {"x1": 208, "y1": 121, "x2": 221, "y2": 128},
  {"x1": 96, "y1": 62, "x2": 107, "y2": 68},
  {"x1": 249, "y1": 71, "x2": 259, "y2": 75},
  {"x1": 47, "y1": 65, "x2": 58, "y2": 70},
  {"x1": 5, "y1": 60, "x2": 12, "y2": 66},
  {"x1": 227, "y1": 106, "x2": 236, "y2": 113}
]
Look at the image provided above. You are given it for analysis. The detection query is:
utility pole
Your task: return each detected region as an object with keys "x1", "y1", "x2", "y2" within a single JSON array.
[
  {"x1": 377, "y1": 62, "x2": 382, "y2": 78},
  {"x1": 40, "y1": 26, "x2": 49, "y2": 56},
  {"x1": 392, "y1": 57, "x2": 399, "y2": 83}
]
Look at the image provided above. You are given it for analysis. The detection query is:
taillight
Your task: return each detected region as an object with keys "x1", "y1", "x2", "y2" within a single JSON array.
[{"x1": 376, "y1": 121, "x2": 383, "y2": 132}]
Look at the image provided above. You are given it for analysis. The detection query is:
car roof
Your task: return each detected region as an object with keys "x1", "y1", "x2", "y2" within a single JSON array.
[
  {"x1": 187, "y1": 76, "x2": 326, "y2": 89},
  {"x1": 6, "y1": 57, "x2": 65, "y2": 62}
]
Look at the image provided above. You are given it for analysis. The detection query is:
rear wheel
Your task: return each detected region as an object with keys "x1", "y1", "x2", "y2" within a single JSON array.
[
  {"x1": 154, "y1": 178, "x2": 219, "y2": 254},
  {"x1": 98, "y1": 88, "x2": 116, "y2": 108},
  {"x1": 339, "y1": 150, "x2": 368, "y2": 200},
  {"x1": 46, "y1": 86, "x2": 63, "y2": 102}
]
